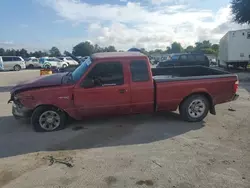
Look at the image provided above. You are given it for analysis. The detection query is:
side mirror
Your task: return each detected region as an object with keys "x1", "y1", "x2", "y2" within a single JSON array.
[{"x1": 81, "y1": 79, "x2": 95, "y2": 88}]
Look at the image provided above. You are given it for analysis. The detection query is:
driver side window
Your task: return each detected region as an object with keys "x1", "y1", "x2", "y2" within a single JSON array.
[{"x1": 85, "y1": 62, "x2": 124, "y2": 87}]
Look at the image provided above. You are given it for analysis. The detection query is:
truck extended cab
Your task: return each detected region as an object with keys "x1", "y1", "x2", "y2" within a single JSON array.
[{"x1": 9, "y1": 52, "x2": 239, "y2": 132}]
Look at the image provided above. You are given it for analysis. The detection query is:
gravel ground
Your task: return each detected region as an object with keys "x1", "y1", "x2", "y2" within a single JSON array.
[{"x1": 0, "y1": 69, "x2": 249, "y2": 188}]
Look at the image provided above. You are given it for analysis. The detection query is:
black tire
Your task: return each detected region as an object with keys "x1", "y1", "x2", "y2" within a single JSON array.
[
  {"x1": 179, "y1": 94, "x2": 209, "y2": 122},
  {"x1": 44, "y1": 65, "x2": 51, "y2": 69},
  {"x1": 31, "y1": 106, "x2": 66, "y2": 132},
  {"x1": 62, "y1": 64, "x2": 67, "y2": 68},
  {"x1": 14, "y1": 65, "x2": 21, "y2": 71}
]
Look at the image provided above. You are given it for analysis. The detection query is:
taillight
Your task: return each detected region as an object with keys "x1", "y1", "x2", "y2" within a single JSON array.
[{"x1": 234, "y1": 80, "x2": 239, "y2": 93}]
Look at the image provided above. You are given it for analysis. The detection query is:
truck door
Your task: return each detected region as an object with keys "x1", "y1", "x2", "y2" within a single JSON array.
[{"x1": 73, "y1": 61, "x2": 131, "y2": 117}]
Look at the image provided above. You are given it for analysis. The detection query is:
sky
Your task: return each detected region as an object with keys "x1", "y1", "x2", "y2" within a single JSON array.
[{"x1": 0, "y1": 0, "x2": 249, "y2": 52}]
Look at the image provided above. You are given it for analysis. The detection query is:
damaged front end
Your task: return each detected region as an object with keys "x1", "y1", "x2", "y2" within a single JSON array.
[{"x1": 8, "y1": 93, "x2": 33, "y2": 119}]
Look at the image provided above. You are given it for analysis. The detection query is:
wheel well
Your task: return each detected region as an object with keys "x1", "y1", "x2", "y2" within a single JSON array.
[
  {"x1": 179, "y1": 92, "x2": 213, "y2": 110},
  {"x1": 34, "y1": 104, "x2": 67, "y2": 115}
]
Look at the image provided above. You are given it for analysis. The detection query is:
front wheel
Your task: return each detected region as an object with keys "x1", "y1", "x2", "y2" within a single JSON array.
[
  {"x1": 179, "y1": 95, "x2": 209, "y2": 122},
  {"x1": 31, "y1": 106, "x2": 66, "y2": 132},
  {"x1": 62, "y1": 64, "x2": 68, "y2": 68}
]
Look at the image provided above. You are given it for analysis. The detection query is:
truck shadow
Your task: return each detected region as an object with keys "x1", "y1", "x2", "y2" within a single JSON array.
[{"x1": 0, "y1": 112, "x2": 205, "y2": 158}]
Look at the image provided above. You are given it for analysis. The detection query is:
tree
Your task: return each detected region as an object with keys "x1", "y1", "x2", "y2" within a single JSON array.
[
  {"x1": 202, "y1": 40, "x2": 212, "y2": 49},
  {"x1": 231, "y1": 0, "x2": 250, "y2": 24},
  {"x1": 211, "y1": 44, "x2": 219, "y2": 56},
  {"x1": 194, "y1": 42, "x2": 203, "y2": 52},
  {"x1": 19, "y1": 49, "x2": 28, "y2": 58},
  {"x1": 185, "y1": 45, "x2": 194, "y2": 53},
  {"x1": 211, "y1": 44, "x2": 219, "y2": 51},
  {"x1": 63, "y1": 51, "x2": 68, "y2": 56},
  {"x1": 171, "y1": 42, "x2": 183, "y2": 53},
  {"x1": 49, "y1": 46, "x2": 61, "y2": 57},
  {"x1": 0, "y1": 48, "x2": 5, "y2": 56},
  {"x1": 140, "y1": 48, "x2": 148, "y2": 55},
  {"x1": 166, "y1": 46, "x2": 172, "y2": 53},
  {"x1": 104, "y1": 45, "x2": 117, "y2": 52},
  {"x1": 93, "y1": 44, "x2": 102, "y2": 53},
  {"x1": 201, "y1": 48, "x2": 216, "y2": 54},
  {"x1": 72, "y1": 41, "x2": 94, "y2": 56}
]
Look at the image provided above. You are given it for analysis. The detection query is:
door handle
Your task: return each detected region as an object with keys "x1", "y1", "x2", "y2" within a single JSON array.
[{"x1": 118, "y1": 89, "x2": 127, "y2": 94}]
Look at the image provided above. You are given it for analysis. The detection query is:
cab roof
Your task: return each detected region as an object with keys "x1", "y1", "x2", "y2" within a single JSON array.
[{"x1": 91, "y1": 52, "x2": 146, "y2": 60}]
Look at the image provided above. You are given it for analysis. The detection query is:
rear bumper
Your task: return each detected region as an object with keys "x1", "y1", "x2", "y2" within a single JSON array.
[{"x1": 232, "y1": 94, "x2": 239, "y2": 101}]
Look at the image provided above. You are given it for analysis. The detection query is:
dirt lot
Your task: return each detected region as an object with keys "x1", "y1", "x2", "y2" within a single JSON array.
[{"x1": 0, "y1": 70, "x2": 250, "y2": 188}]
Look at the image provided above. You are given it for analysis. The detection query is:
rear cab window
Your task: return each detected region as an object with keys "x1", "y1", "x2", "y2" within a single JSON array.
[{"x1": 130, "y1": 60, "x2": 149, "y2": 82}]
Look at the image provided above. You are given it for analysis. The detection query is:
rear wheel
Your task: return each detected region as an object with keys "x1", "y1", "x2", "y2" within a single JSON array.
[
  {"x1": 14, "y1": 65, "x2": 21, "y2": 71},
  {"x1": 179, "y1": 94, "x2": 209, "y2": 122},
  {"x1": 31, "y1": 106, "x2": 66, "y2": 132}
]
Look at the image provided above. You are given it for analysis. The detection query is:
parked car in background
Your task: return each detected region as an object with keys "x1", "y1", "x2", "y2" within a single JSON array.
[
  {"x1": 0, "y1": 56, "x2": 26, "y2": 71},
  {"x1": 9, "y1": 52, "x2": 238, "y2": 132},
  {"x1": 25, "y1": 58, "x2": 41, "y2": 69},
  {"x1": 40, "y1": 57, "x2": 68, "y2": 69},
  {"x1": 58, "y1": 57, "x2": 78, "y2": 66},
  {"x1": 157, "y1": 53, "x2": 210, "y2": 68}
]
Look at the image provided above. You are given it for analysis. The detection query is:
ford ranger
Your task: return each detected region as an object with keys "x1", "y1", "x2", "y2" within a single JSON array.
[{"x1": 9, "y1": 52, "x2": 239, "y2": 132}]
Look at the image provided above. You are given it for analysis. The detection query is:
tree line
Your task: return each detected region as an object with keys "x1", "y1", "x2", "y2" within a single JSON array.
[
  {"x1": 0, "y1": 43, "x2": 118, "y2": 58},
  {"x1": 144, "y1": 40, "x2": 219, "y2": 56},
  {"x1": 0, "y1": 40, "x2": 219, "y2": 58}
]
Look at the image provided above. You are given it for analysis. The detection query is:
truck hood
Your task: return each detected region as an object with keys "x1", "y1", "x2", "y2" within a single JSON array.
[{"x1": 10, "y1": 72, "x2": 68, "y2": 95}]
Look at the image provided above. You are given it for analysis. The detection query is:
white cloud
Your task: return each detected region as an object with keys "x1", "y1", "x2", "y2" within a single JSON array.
[
  {"x1": 36, "y1": 0, "x2": 248, "y2": 50},
  {"x1": 0, "y1": 41, "x2": 14, "y2": 45}
]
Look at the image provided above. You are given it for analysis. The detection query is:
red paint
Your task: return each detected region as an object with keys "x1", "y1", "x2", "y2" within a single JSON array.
[{"x1": 13, "y1": 52, "x2": 238, "y2": 120}]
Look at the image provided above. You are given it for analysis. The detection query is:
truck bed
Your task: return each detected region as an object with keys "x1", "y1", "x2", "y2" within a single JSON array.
[
  {"x1": 151, "y1": 66, "x2": 234, "y2": 82},
  {"x1": 151, "y1": 66, "x2": 238, "y2": 113}
]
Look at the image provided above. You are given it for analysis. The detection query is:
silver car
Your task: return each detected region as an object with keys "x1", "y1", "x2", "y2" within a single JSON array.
[{"x1": 0, "y1": 56, "x2": 26, "y2": 71}]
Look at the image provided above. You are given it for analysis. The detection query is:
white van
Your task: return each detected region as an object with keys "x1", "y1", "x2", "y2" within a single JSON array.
[{"x1": 0, "y1": 56, "x2": 26, "y2": 71}]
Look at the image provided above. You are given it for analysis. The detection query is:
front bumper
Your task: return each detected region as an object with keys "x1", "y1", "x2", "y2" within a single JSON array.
[
  {"x1": 232, "y1": 94, "x2": 239, "y2": 101},
  {"x1": 12, "y1": 103, "x2": 32, "y2": 119}
]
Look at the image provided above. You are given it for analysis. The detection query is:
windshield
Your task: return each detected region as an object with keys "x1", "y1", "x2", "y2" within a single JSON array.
[{"x1": 71, "y1": 56, "x2": 92, "y2": 82}]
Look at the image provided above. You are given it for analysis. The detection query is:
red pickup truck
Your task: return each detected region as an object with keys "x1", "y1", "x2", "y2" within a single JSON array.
[{"x1": 9, "y1": 52, "x2": 239, "y2": 132}]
